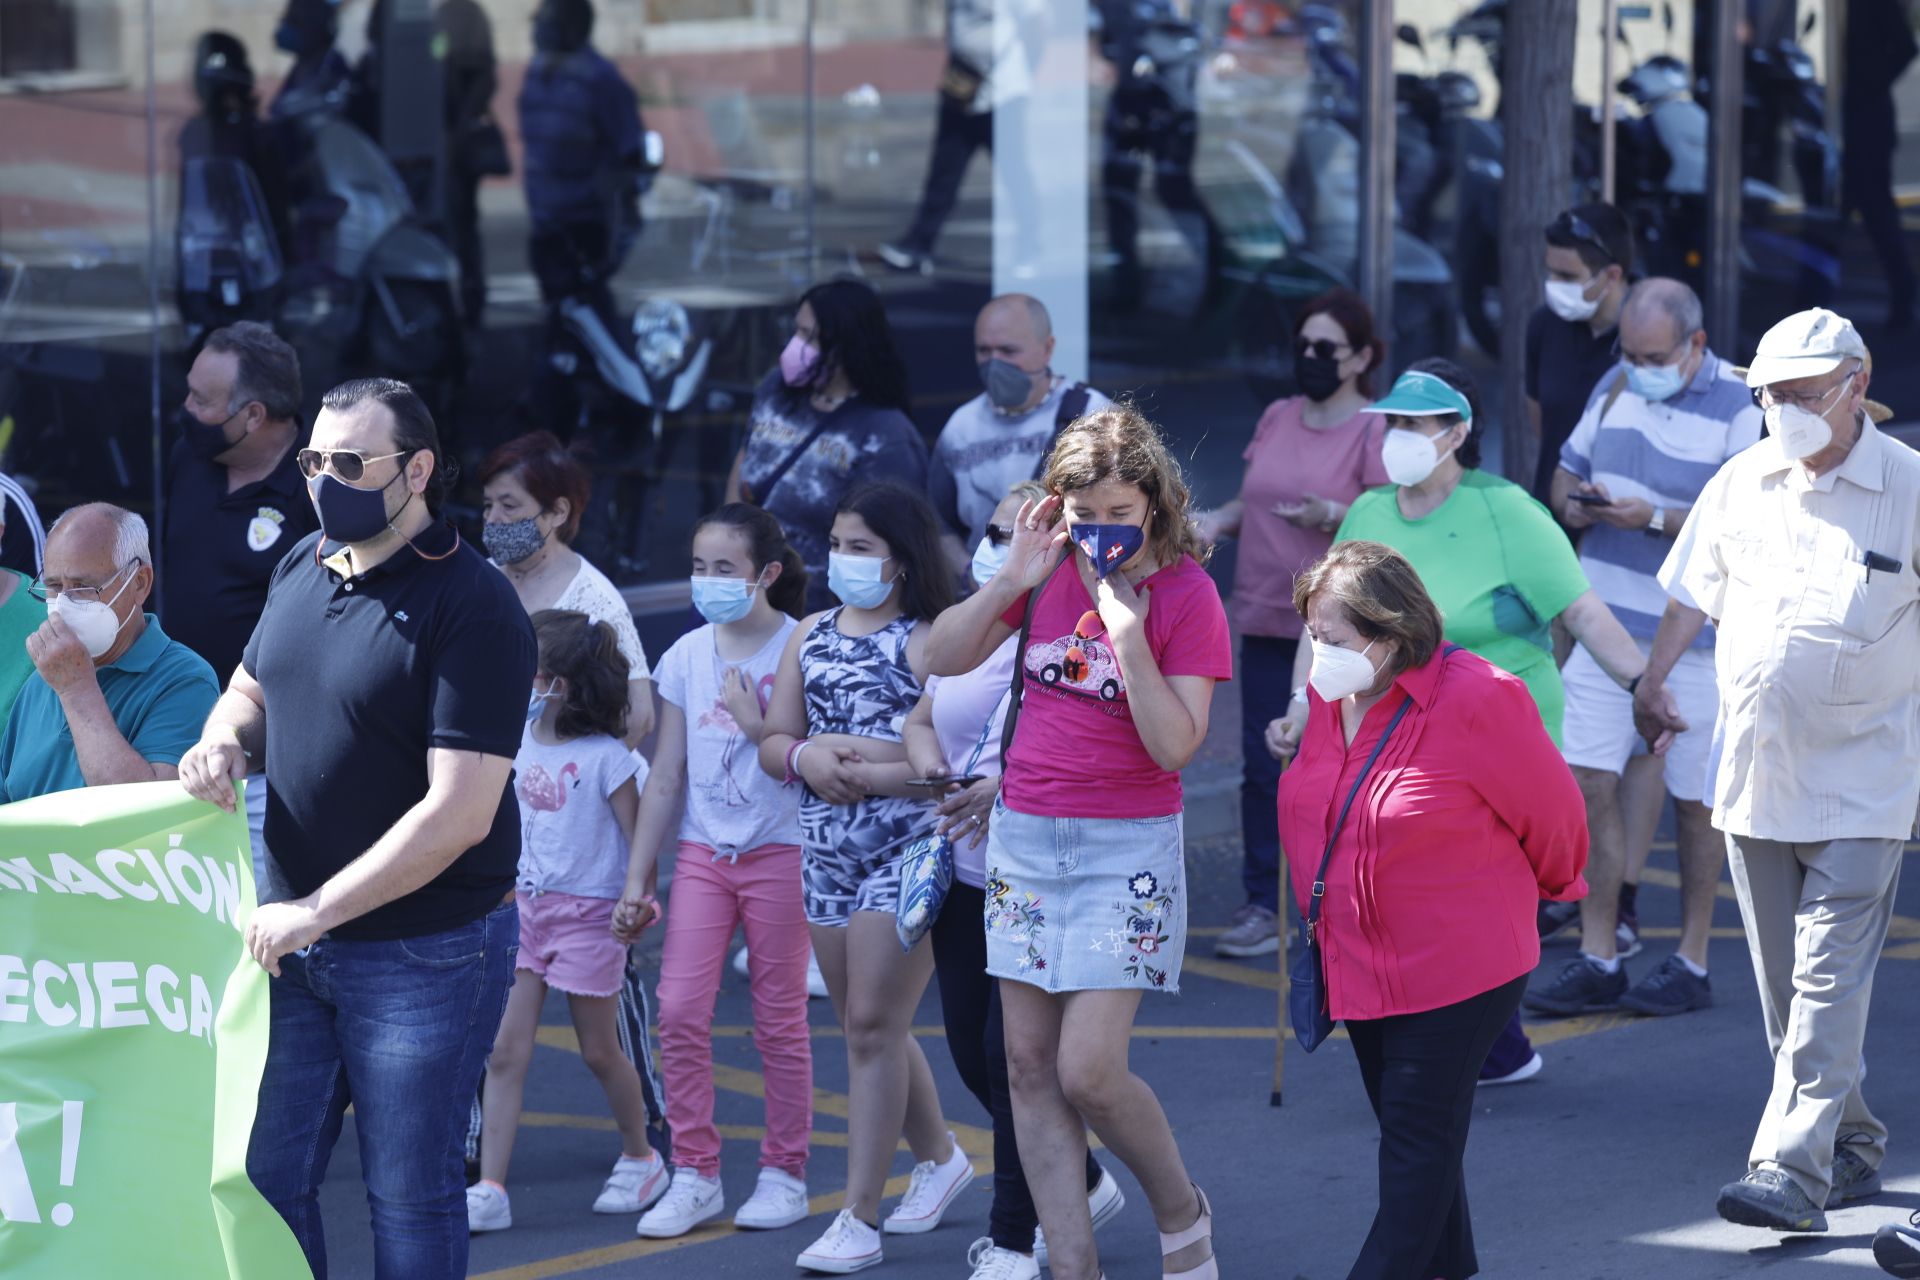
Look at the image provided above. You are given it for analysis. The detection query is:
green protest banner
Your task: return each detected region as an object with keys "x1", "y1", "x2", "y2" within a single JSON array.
[{"x1": 0, "y1": 780, "x2": 310, "y2": 1278}]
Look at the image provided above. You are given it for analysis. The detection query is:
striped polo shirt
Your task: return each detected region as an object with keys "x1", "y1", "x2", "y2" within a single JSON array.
[{"x1": 1558, "y1": 349, "x2": 1762, "y2": 645}]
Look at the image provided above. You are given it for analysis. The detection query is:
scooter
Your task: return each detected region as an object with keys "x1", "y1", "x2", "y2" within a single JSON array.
[{"x1": 269, "y1": 51, "x2": 464, "y2": 399}]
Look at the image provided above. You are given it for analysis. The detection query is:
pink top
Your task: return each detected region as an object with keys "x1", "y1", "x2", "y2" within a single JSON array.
[
  {"x1": 998, "y1": 555, "x2": 1233, "y2": 819},
  {"x1": 1233, "y1": 398, "x2": 1389, "y2": 638},
  {"x1": 1276, "y1": 646, "x2": 1589, "y2": 1020}
]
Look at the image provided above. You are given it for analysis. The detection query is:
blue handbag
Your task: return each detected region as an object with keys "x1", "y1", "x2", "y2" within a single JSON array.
[
  {"x1": 1290, "y1": 694, "x2": 1413, "y2": 1052},
  {"x1": 896, "y1": 693, "x2": 1007, "y2": 952}
]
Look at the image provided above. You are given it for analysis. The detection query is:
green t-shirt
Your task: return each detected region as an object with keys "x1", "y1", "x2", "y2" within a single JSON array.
[
  {"x1": 0, "y1": 570, "x2": 46, "y2": 729},
  {"x1": 1336, "y1": 470, "x2": 1589, "y2": 742}
]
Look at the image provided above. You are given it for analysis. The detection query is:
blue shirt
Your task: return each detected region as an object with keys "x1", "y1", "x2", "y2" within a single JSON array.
[
  {"x1": 1557, "y1": 349, "x2": 1763, "y2": 646},
  {"x1": 517, "y1": 47, "x2": 642, "y2": 230},
  {"x1": 0, "y1": 615, "x2": 220, "y2": 804}
]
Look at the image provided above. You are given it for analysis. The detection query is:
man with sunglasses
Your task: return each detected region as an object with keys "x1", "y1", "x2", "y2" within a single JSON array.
[
  {"x1": 1530, "y1": 279, "x2": 1759, "y2": 1026},
  {"x1": 1527, "y1": 204, "x2": 1634, "y2": 506},
  {"x1": 0, "y1": 503, "x2": 218, "y2": 803},
  {"x1": 1634, "y1": 308, "x2": 1920, "y2": 1236},
  {"x1": 178, "y1": 377, "x2": 534, "y2": 1279}
]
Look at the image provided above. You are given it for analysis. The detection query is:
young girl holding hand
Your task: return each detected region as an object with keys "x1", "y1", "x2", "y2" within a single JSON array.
[{"x1": 467, "y1": 611, "x2": 664, "y2": 1233}]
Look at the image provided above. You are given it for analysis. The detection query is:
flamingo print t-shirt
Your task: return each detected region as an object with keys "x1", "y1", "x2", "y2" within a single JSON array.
[
  {"x1": 653, "y1": 617, "x2": 801, "y2": 857},
  {"x1": 997, "y1": 554, "x2": 1232, "y2": 819},
  {"x1": 514, "y1": 730, "x2": 646, "y2": 899}
]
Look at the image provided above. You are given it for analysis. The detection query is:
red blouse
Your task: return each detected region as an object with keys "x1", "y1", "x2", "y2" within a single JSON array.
[{"x1": 1277, "y1": 645, "x2": 1588, "y2": 1021}]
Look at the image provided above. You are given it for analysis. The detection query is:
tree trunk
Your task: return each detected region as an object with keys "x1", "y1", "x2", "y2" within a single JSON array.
[{"x1": 1497, "y1": 0, "x2": 1579, "y2": 488}]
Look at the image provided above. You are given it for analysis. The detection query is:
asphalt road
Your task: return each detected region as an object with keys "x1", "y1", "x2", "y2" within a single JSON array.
[{"x1": 309, "y1": 816, "x2": 1920, "y2": 1279}]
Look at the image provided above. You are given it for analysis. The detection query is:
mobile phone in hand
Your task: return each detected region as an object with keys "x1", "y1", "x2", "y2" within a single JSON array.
[
  {"x1": 1567, "y1": 492, "x2": 1610, "y2": 506},
  {"x1": 905, "y1": 774, "x2": 986, "y2": 792}
]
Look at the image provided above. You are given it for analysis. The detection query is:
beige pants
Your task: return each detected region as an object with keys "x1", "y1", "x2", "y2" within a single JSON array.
[{"x1": 1724, "y1": 833, "x2": 1904, "y2": 1205}]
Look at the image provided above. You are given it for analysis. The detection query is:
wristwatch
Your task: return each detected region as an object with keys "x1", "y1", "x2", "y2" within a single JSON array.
[{"x1": 1646, "y1": 507, "x2": 1667, "y2": 536}]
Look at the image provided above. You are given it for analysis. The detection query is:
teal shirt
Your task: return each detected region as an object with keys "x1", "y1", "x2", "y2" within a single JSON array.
[
  {"x1": 0, "y1": 570, "x2": 47, "y2": 729},
  {"x1": 0, "y1": 614, "x2": 220, "y2": 804}
]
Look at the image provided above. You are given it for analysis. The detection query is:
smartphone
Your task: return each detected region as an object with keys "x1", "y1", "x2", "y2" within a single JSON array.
[
  {"x1": 904, "y1": 774, "x2": 986, "y2": 792},
  {"x1": 1567, "y1": 492, "x2": 1610, "y2": 506}
]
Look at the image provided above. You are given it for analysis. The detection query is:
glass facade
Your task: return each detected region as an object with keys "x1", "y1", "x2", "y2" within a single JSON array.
[{"x1": 1, "y1": 0, "x2": 1914, "y2": 640}]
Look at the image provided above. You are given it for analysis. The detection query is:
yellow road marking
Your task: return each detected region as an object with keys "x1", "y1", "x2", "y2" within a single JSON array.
[{"x1": 1179, "y1": 953, "x2": 1282, "y2": 990}]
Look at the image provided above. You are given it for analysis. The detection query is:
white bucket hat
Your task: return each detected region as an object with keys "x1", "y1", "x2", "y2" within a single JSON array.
[{"x1": 1744, "y1": 308, "x2": 1868, "y2": 388}]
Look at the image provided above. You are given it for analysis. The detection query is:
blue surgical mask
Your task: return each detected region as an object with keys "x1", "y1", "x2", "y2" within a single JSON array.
[
  {"x1": 691, "y1": 574, "x2": 756, "y2": 625},
  {"x1": 1627, "y1": 359, "x2": 1687, "y2": 403},
  {"x1": 1070, "y1": 522, "x2": 1146, "y2": 579},
  {"x1": 970, "y1": 537, "x2": 1009, "y2": 587},
  {"x1": 526, "y1": 678, "x2": 558, "y2": 723},
  {"x1": 828, "y1": 552, "x2": 895, "y2": 609}
]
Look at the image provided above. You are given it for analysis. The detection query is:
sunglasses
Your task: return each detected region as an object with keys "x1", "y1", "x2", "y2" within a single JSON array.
[
  {"x1": 296, "y1": 448, "x2": 410, "y2": 483},
  {"x1": 985, "y1": 523, "x2": 1015, "y2": 546},
  {"x1": 1556, "y1": 211, "x2": 1615, "y2": 266},
  {"x1": 1293, "y1": 338, "x2": 1351, "y2": 361}
]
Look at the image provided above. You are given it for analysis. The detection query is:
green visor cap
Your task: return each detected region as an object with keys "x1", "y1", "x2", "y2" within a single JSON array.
[{"x1": 1366, "y1": 370, "x2": 1473, "y2": 422}]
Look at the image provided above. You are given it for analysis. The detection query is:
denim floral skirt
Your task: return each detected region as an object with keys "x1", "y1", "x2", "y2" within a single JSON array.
[{"x1": 982, "y1": 797, "x2": 1187, "y2": 994}]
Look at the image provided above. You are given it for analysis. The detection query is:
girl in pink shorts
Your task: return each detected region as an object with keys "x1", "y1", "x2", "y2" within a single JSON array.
[{"x1": 467, "y1": 610, "x2": 665, "y2": 1232}]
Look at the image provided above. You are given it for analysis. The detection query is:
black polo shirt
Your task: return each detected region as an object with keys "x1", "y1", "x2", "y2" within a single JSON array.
[
  {"x1": 1525, "y1": 303, "x2": 1623, "y2": 502},
  {"x1": 161, "y1": 439, "x2": 319, "y2": 686},
  {"x1": 243, "y1": 520, "x2": 536, "y2": 941}
]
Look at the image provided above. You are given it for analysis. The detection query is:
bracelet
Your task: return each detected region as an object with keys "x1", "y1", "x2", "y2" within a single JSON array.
[
  {"x1": 1625, "y1": 673, "x2": 1643, "y2": 696},
  {"x1": 1291, "y1": 686, "x2": 1309, "y2": 705},
  {"x1": 783, "y1": 738, "x2": 813, "y2": 785}
]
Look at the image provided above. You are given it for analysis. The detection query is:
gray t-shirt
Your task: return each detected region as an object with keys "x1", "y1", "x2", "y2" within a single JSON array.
[
  {"x1": 929, "y1": 380, "x2": 1112, "y2": 546},
  {"x1": 512, "y1": 727, "x2": 645, "y2": 899}
]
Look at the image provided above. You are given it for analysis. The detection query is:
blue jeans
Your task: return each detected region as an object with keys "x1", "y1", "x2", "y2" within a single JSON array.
[
  {"x1": 247, "y1": 900, "x2": 518, "y2": 1280},
  {"x1": 1239, "y1": 634, "x2": 1297, "y2": 913}
]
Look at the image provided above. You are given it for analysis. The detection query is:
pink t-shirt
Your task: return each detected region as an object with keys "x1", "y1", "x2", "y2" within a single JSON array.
[
  {"x1": 997, "y1": 555, "x2": 1233, "y2": 819},
  {"x1": 1233, "y1": 398, "x2": 1389, "y2": 638}
]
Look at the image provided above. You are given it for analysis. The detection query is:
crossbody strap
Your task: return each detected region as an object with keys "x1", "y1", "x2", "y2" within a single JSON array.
[
  {"x1": 999, "y1": 556, "x2": 1071, "y2": 759},
  {"x1": 743, "y1": 407, "x2": 839, "y2": 506},
  {"x1": 1303, "y1": 696, "x2": 1410, "y2": 945}
]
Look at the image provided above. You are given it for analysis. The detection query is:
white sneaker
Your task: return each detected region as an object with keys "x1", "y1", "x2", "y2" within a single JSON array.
[
  {"x1": 465, "y1": 1180, "x2": 511, "y2": 1233},
  {"x1": 1034, "y1": 1165, "x2": 1125, "y2": 1266},
  {"x1": 637, "y1": 1167, "x2": 724, "y2": 1238},
  {"x1": 967, "y1": 1237, "x2": 1040, "y2": 1280},
  {"x1": 736, "y1": 944, "x2": 830, "y2": 999},
  {"x1": 593, "y1": 1151, "x2": 669, "y2": 1214},
  {"x1": 882, "y1": 1132, "x2": 973, "y2": 1234},
  {"x1": 734, "y1": 1166, "x2": 810, "y2": 1230},
  {"x1": 796, "y1": 1208, "x2": 884, "y2": 1273}
]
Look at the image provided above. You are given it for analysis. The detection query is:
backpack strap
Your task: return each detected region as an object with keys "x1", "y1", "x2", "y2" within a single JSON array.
[{"x1": 1030, "y1": 381, "x2": 1093, "y2": 481}]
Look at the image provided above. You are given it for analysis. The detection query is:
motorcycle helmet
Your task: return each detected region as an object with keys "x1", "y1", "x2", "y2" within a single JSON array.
[
  {"x1": 274, "y1": 0, "x2": 339, "y2": 57},
  {"x1": 533, "y1": 0, "x2": 594, "y2": 54},
  {"x1": 193, "y1": 31, "x2": 256, "y2": 117}
]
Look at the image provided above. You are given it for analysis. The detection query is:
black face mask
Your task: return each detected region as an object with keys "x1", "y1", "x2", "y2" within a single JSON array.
[
  {"x1": 1295, "y1": 353, "x2": 1345, "y2": 403},
  {"x1": 307, "y1": 462, "x2": 411, "y2": 545},
  {"x1": 179, "y1": 405, "x2": 244, "y2": 463}
]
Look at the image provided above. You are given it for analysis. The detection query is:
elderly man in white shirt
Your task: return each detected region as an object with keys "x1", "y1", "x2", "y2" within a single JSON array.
[{"x1": 1634, "y1": 308, "x2": 1920, "y2": 1236}]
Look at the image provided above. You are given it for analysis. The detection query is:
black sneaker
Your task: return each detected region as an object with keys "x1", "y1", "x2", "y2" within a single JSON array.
[
  {"x1": 1523, "y1": 956, "x2": 1627, "y2": 1016},
  {"x1": 1874, "y1": 1214, "x2": 1920, "y2": 1277},
  {"x1": 1716, "y1": 1169, "x2": 1828, "y2": 1233},
  {"x1": 1537, "y1": 900, "x2": 1579, "y2": 942},
  {"x1": 1835, "y1": 1133, "x2": 1885, "y2": 1202},
  {"x1": 1619, "y1": 955, "x2": 1713, "y2": 1016}
]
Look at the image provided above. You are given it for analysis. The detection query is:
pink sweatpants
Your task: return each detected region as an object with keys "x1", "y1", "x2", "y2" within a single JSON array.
[{"x1": 656, "y1": 842, "x2": 813, "y2": 1178}]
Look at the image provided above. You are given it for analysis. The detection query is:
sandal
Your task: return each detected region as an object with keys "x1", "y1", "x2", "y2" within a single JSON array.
[{"x1": 1160, "y1": 1183, "x2": 1216, "y2": 1279}]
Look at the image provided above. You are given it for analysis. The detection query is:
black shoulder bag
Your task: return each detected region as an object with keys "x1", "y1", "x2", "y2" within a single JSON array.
[
  {"x1": 1028, "y1": 382, "x2": 1092, "y2": 481},
  {"x1": 1290, "y1": 693, "x2": 1414, "y2": 1052}
]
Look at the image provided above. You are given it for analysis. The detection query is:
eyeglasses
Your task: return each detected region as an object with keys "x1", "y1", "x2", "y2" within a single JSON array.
[
  {"x1": 1294, "y1": 337, "x2": 1351, "y2": 361},
  {"x1": 29, "y1": 558, "x2": 140, "y2": 604},
  {"x1": 296, "y1": 448, "x2": 409, "y2": 482},
  {"x1": 985, "y1": 523, "x2": 1015, "y2": 546},
  {"x1": 1754, "y1": 369, "x2": 1855, "y2": 413},
  {"x1": 1612, "y1": 330, "x2": 1695, "y2": 369},
  {"x1": 1556, "y1": 211, "x2": 1615, "y2": 265}
]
